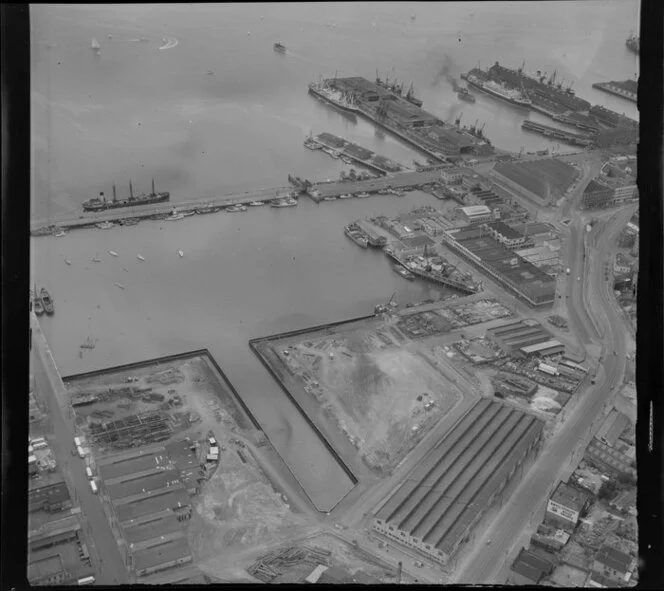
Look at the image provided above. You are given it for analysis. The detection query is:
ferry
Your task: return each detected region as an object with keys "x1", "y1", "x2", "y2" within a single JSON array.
[
  {"x1": 96, "y1": 221, "x2": 115, "y2": 229},
  {"x1": 393, "y1": 264, "x2": 415, "y2": 280},
  {"x1": 226, "y1": 204, "x2": 247, "y2": 213}
]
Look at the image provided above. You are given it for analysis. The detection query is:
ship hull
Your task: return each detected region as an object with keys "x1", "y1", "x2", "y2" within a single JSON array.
[
  {"x1": 466, "y1": 78, "x2": 532, "y2": 110},
  {"x1": 344, "y1": 227, "x2": 369, "y2": 248},
  {"x1": 83, "y1": 192, "x2": 170, "y2": 212},
  {"x1": 308, "y1": 85, "x2": 359, "y2": 114}
]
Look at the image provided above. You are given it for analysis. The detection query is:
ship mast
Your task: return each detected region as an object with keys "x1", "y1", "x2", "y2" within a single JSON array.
[
  {"x1": 151, "y1": 178, "x2": 155, "y2": 195},
  {"x1": 129, "y1": 180, "x2": 134, "y2": 200},
  {"x1": 112, "y1": 183, "x2": 117, "y2": 202}
]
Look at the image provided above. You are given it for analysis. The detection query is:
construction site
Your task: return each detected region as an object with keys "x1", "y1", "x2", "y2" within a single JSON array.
[{"x1": 61, "y1": 352, "x2": 310, "y2": 581}]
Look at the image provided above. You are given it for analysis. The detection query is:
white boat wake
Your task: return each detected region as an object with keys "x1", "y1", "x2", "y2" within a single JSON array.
[{"x1": 158, "y1": 37, "x2": 179, "y2": 51}]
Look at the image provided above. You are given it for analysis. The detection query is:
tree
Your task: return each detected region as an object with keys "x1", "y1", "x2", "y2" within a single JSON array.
[{"x1": 597, "y1": 480, "x2": 618, "y2": 501}]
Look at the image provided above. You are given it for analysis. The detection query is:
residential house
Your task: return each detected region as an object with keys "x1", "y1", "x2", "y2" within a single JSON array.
[
  {"x1": 592, "y1": 544, "x2": 634, "y2": 586},
  {"x1": 544, "y1": 482, "x2": 591, "y2": 532}
]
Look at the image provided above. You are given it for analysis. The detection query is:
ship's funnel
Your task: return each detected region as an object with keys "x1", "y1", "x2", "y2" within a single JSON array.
[{"x1": 100, "y1": 191, "x2": 106, "y2": 203}]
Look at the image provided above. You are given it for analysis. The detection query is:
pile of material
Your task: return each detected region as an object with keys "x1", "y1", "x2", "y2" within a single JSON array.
[
  {"x1": 247, "y1": 546, "x2": 332, "y2": 583},
  {"x1": 89, "y1": 412, "x2": 171, "y2": 448}
]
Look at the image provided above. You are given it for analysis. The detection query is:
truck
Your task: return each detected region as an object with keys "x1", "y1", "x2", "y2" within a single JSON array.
[
  {"x1": 89, "y1": 480, "x2": 98, "y2": 494},
  {"x1": 77, "y1": 446, "x2": 85, "y2": 459},
  {"x1": 566, "y1": 268, "x2": 571, "y2": 275}
]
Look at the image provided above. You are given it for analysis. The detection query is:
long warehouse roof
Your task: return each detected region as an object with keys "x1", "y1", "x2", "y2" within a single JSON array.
[{"x1": 376, "y1": 398, "x2": 543, "y2": 554}]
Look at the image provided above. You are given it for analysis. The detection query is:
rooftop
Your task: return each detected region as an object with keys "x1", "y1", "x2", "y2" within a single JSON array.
[
  {"x1": 122, "y1": 513, "x2": 184, "y2": 547},
  {"x1": 550, "y1": 481, "x2": 590, "y2": 513},
  {"x1": 487, "y1": 221, "x2": 523, "y2": 240},
  {"x1": 99, "y1": 448, "x2": 170, "y2": 482},
  {"x1": 376, "y1": 398, "x2": 544, "y2": 556},
  {"x1": 460, "y1": 205, "x2": 492, "y2": 216},
  {"x1": 520, "y1": 339, "x2": 563, "y2": 354},
  {"x1": 511, "y1": 548, "x2": 554, "y2": 583},
  {"x1": 494, "y1": 158, "x2": 577, "y2": 200},
  {"x1": 132, "y1": 536, "x2": 192, "y2": 572},
  {"x1": 28, "y1": 481, "x2": 71, "y2": 511},
  {"x1": 106, "y1": 468, "x2": 182, "y2": 502},
  {"x1": 596, "y1": 410, "x2": 631, "y2": 447},
  {"x1": 595, "y1": 544, "x2": 632, "y2": 573},
  {"x1": 584, "y1": 179, "x2": 612, "y2": 194},
  {"x1": 116, "y1": 486, "x2": 190, "y2": 524}
]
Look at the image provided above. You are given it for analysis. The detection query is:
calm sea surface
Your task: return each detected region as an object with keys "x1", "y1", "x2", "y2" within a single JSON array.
[{"x1": 31, "y1": 2, "x2": 639, "y2": 508}]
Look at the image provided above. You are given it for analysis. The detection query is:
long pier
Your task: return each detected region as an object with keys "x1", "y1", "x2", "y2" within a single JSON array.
[{"x1": 30, "y1": 185, "x2": 295, "y2": 236}]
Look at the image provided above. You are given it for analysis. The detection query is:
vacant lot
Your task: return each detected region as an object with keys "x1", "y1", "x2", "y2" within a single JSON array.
[{"x1": 281, "y1": 326, "x2": 466, "y2": 475}]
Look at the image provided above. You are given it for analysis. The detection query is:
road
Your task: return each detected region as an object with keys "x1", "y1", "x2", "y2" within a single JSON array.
[
  {"x1": 452, "y1": 204, "x2": 633, "y2": 584},
  {"x1": 30, "y1": 314, "x2": 130, "y2": 585}
]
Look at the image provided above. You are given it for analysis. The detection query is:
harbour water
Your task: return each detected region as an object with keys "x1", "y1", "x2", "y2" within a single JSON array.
[{"x1": 31, "y1": 2, "x2": 639, "y2": 508}]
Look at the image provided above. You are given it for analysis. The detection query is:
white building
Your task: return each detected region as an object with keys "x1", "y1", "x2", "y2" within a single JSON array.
[{"x1": 459, "y1": 205, "x2": 493, "y2": 224}]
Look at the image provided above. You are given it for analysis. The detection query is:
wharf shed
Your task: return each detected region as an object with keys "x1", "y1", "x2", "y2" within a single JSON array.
[
  {"x1": 132, "y1": 536, "x2": 193, "y2": 578},
  {"x1": 98, "y1": 447, "x2": 169, "y2": 482},
  {"x1": 105, "y1": 468, "x2": 182, "y2": 502},
  {"x1": 373, "y1": 398, "x2": 544, "y2": 565},
  {"x1": 121, "y1": 513, "x2": 184, "y2": 549},
  {"x1": 596, "y1": 410, "x2": 631, "y2": 447},
  {"x1": 29, "y1": 481, "x2": 72, "y2": 513},
  {"x1": 115, "y1": 485, "x2": 192, "y2": 524},
  {"x1": 520, "y1": 339, "x2": 565, "y2": 358}
]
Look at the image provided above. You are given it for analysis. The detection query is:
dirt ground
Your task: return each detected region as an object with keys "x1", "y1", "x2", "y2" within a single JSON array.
[
  {"x1": 187, "y1": 445, "x2": 311, "y2": 564},
  {"x1": 550, "y1": 564, "x2": 589, "y2": 587},
  {"x1": 279, "y1": 325, "x2": 466, "y2": 475}
]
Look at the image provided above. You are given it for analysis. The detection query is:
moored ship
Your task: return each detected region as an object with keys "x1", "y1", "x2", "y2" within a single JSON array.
[
  {"x1": 344, "y1": 224, "x2": 369, "y2": 248},
  {"x1": 466, "y1": 74, "x2": 532, "y2": 109},
  {"x1": 83, "y1": 179, "x2": 169, "y2": 212},
  {"x1": 308, "y1": 80, "x2": 359, "y2": 113},
  {"x1": 393, "y1": 263, "x2": 415, "y2": 280},
  {"x1": 274, "y1": 42, "x2": 286, "y2": 54},
  {"x1": 40, "y1": 287, "x2": 54, "y2": 315},
  {"x1": 626, "y1": 34, "x2": 639, "y2": 54}
]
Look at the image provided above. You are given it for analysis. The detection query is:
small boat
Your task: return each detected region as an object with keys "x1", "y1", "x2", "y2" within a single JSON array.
[
  {"x1": 53, "y1": 229, "x2": 67, "y2": 237},
  {"x1": 121, "y1": 218, "x2": 140, "y2": 226},
  {"x1": 107, "y1": 34, "x2": 112, "y2": 40},
  {"x1": 40, "y1": 288, "x2": 54, "y2": 315},
  {"x1": 248, "y1": 201, "x2": 264, "y2": 206},
  {"x1": 33, "y1": 294, "x2": 45, "y2": 316},
  {"x1": 339, "y1": 193, "x2": 354, "y2": 199},
  {"x1": 323, "y1": 196, "x2": 337, "y2": 201},
  {"x1": 96, "y1": 221, "x2": 115, "y2": 229},
  {"x1": 177, "y1": 249, "x2": 184, "y2": 257},
  {"x1": 65, "y1": 259, "x2": 72, "y2": 266},
  {"x1": 91, "y1": 256, "x2": 102, "y2": 263},
  {"x1": 136, "y1": 254, "x2": 145, "y2": 261},
  {"x1": 226, "y1": 204, "x2": 247, "y2": 213},
  {"x1": 166, "y1": 210, "x2": 185, "y2": 221},
  {"x1": 273, "y1": 42, "x2": 286, "y2": 54},
  {"x1": 91, "y1": 38, "x2": 100, "y2": 53},
  {"x1": 340, "y1": 156, "x2": 353, "y2": 165},
  {"x1": 114, "y1": 282, "x2": 125, "y2": 290},
  {"x1": 356, "y1": 192, "x2": 371, "y2": 199},
  {"x1": 108, "y1": 250, "x2": 118, "y2": 257},
  {"x1": 271, "y1": 198, "x2": 297, "y2": 208},
  {"x1": 394, "y1": 264, "x2": 416, "y2": 280},
  {"x1": 206, "y1": 70, "x2": 214, "y2": 76}
]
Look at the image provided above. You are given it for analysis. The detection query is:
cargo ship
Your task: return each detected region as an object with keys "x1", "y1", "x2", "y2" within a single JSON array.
[
  {"x1": 308, "y1": 80, "x2": 359, "y2": 113},
  {"x1": 466, "y1": 62, "x2": 591, "y2": 114},
  {"x1": 344, "y1": 224, "x2": 369, "y2": 248},
  {"x1": 83, "y1": 179, "x2": 169, "y2": 212},
  {"x1": 466, "y1": 74, "x2": 532, "y2": 109},
  {"x1": 626, "y1": 34, "x2": 639, "y2": 55},
  {"x1": 273, "y1": 42, "x2": 286, "y2": 54}
]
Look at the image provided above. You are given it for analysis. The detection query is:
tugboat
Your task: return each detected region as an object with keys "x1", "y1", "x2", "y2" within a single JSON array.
[
  {"x1": 274, "y1": 42, "x2": 286, "y2": 54},
  {"x1": 457, "y1": 87, "x2": 476, "y2": 103},
  {"x1": 40, "y1": 287, "x2": 54, "y2": 315},
  {"x1": 166, "y1": 208, "x2": 185, "y2": 221},
  {"x1": 33, "y1": 292, "x2": 45, "y2": 316}
]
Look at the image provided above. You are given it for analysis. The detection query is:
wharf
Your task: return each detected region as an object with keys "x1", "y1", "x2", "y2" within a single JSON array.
[
  {"x1": 521, "y1": 120, "x2": 595, "y2": 147},
  {"x1": 306, "y1": 168, "x2": 446, "y2": 203},
  {"x1": 30, "y1": 186, "x2": 294, "y2": 236},
  {"x1": 591, "y1": 80, "x2": 637, "y2": 104},
  {"x1": 311, "y1": 132, "x2": 410, "y2": 175}
]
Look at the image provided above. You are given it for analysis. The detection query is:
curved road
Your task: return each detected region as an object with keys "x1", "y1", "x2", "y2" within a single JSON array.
[{"x1": 453, "y1": 205, "x2": 634, "y2": 584}]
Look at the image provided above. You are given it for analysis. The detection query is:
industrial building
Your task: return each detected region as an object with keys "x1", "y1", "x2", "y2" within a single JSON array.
[
  {"x1": 544, "y1": 482, "x2": 591, "y2": 532},
  {"x1": 582, "y1": 179, "x2": 614, "y2": 209},
  {"x1": 485, "y1": 319, "x2": 561, "y2": 356},
  {"x1": 482, "y1": 221, "x2": 526, "y2": 248},
  {"x1": 491, "y1": 158, "x2": 577, "y2": 205},
  {"x1": 596, "y1": 410, "x2": 631, "y2": 447},
  {"x1": 132, "y1": 537, "x2": 193, "y2": 578},
  {"x1": 29, "y1": 481, "x2": 72, "y2": 513},
  {"x1": 459, "y1": 205, "x2": 493, "y2": 224},
  {"x1": 373, "y1": 398, "x2": 544, "y2": 565},
  {"x1": 443, "y1": 232, "x2": 557, "y2": 306},
  {"x1": 584, "y1": 439, "x2": 636, "y2": 479}
]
